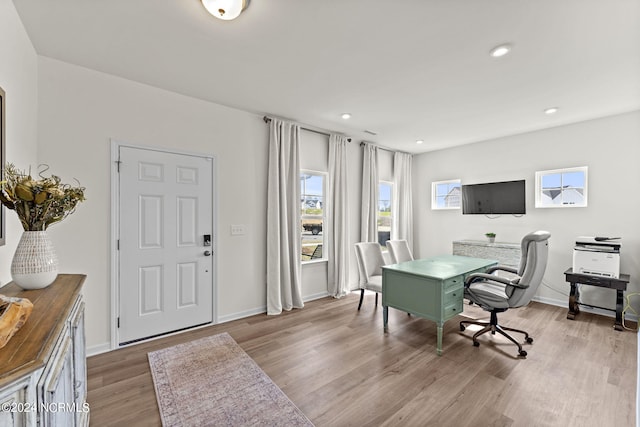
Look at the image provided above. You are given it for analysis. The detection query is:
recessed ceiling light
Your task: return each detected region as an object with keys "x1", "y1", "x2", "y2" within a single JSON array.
[
  {"x1": 416, "y1": 140, "x2": 424, "y2": 144},
  {"x1": 341, "y1": 113, "x2": 351, "y2": 120},
  {"x1": 489, "y1": 44, "x2": 512, "y2": 58},
  {"x1": 544, "y1": 107, "x2": 559, "y2": 115}
]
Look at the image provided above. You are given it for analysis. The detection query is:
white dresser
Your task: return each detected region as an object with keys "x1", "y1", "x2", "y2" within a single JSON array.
[
  {"x1": 452, "y1": 240, "x2": 521, "y2": 268},
  {"x1": 0, "y1": 274, "x2": 88, "y2": 427}
]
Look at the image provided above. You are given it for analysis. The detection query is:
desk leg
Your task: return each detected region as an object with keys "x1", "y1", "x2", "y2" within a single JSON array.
[
  {"x1": 436, "y1": 322, "x2": 443, "y2": 356},
  {"x1": 614, "y1": 289, "x2": 624, "y2": 331},
  {"x1": 383, "y1": 305, "x2": 388, "y2": 332},
  {"x1": 567, "y1": 282, "x2": 580, "y2": 320}
]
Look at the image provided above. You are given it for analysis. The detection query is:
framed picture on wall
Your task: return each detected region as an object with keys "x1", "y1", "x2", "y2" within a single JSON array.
[{"x1": 0, "y1": 86, "x2": 5, "y2": 246}]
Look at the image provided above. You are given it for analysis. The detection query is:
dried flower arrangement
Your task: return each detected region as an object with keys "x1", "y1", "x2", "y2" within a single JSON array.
[{"x1": 0, "y1": 163, "x2": 86, "y2": 231}]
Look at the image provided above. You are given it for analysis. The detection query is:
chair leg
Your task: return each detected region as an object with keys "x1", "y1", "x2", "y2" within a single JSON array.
[
  {"x1": 492, "y1": 325, "x2": 526, "y2": 355},
  {"x1": 375, "y1": 292, "x2": 379, "y2": 306},
  {"x1": 460, "y1": 311, "x2": 532, "y2": 357},
  {"x1": 499, "y1": 325, "x2": 531, "y2": 342},
  {"x1": 358, "y1": 289, "x2": 365, "y2": 310}
]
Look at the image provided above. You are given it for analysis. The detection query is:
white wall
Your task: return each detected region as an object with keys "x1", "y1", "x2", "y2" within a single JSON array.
[
  {"x1": 413, "y1": 111, "x2": 640, "y2": 311},
  {"x1": 35, "y1": 56, "x2": 367, "y2": 352},
  {"x1": 36, "y1": 56, "x2": 271, "y2": 351},
  {"x1": 0, "y1": 0, "x2": 38, "y2": 286}
]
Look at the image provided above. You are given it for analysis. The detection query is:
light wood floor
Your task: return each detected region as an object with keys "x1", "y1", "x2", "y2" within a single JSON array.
[{"x1": 87, "y1": 293, "x2": 637, "y2": 426}]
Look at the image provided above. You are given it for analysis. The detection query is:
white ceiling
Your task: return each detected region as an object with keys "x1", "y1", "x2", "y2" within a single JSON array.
[{"x1": 12, "y1": 0, "x2": 640, "y2": 153}]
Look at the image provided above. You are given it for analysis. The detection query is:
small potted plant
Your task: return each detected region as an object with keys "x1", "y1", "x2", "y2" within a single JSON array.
[{"x1": 485, "y1": 232, "x2": 496, "y2": 243}]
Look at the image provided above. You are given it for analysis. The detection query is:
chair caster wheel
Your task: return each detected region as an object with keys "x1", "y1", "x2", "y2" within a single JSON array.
[
  {"x1": 460, "y1": 325, "x2": 466, "y2": 331},
  {"x1": 473, "y1": 341, "x2": 480, "y2": 347},
  {"x1": 519, "y1": 350, "x2": 527, "y2": 357},
  {"x1": 526, "y1": 337, "x2": 533, "y2": 344}
]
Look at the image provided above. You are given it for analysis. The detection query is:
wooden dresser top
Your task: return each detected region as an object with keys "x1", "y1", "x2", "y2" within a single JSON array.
[{"x1": 0, "y1": 274, "x2": 86, "y2": 388}]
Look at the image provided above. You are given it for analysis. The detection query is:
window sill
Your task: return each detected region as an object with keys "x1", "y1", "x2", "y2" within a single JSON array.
[{"x1": 302, "y1": 259, "x2": 328, "y2": 266}]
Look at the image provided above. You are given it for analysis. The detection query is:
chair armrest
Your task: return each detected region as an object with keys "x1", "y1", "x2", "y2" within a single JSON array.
[
  {"x1": 465, "y1": 272, "x2": 527, "y2": 288},
  {"x1": 486, "y1": 265, "x2": 518, "y2": 275}
]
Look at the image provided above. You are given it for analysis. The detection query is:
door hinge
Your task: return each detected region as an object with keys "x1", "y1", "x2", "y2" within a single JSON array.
[
  {"x1": 115, "y1": 160, "x2": 122, "y2": 172},
  {"x1": 117, "y1": 239, "x2": 119, "y2": 250},
  {"x1": 117, "y1": 317, "x2": 120, "y2": 328}
]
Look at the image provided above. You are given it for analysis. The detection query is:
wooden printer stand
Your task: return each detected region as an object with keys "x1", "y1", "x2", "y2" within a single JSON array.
[{"x1": 565, "y1": 268, "x2": 630, "y2": 331}]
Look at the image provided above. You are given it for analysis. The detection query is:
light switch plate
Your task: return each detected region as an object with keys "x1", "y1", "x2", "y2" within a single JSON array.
[{"x1": 231, "y1": 225, "x2": 246, "y2": 235}]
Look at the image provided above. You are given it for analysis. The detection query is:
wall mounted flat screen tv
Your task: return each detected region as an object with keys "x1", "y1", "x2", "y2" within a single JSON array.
[{"x1": 461, "y1": 180, "x2": 526, "y2": 214}]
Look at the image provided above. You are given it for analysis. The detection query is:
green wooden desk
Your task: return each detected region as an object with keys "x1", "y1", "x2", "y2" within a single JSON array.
[{"x1": 382, "y1": 255, "x2": 498, "y2": 355}]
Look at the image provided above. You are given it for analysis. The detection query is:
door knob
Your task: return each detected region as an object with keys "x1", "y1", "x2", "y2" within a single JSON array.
[{"x1": 204, "y1": 250, "x2": 212, "y2": 256}]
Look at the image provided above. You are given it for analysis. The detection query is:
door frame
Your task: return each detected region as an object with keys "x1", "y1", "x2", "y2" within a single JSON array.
[{"x1": 109, "y1": 139, "x2": 218, "y2": 350}]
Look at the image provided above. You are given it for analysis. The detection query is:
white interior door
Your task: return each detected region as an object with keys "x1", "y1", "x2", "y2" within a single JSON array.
[{"x1": 117, "y1": 146, "x2": 214, "y2": 344}]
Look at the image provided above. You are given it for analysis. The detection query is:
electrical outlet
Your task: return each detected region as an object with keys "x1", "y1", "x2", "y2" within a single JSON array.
[{"x1": 231, "y1": 225, "x2": 246, "y2": 236}]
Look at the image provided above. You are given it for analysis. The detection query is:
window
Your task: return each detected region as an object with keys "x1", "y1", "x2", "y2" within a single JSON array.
[
  {"x1": 535, "y1": 166, "x2": 588, "y2": 208},
  {"x1": 300, "y1": 172, "x2": 325, "y2": 261},
  {"x1": 378, "y1": 181, "x2": 392, "y2": 246},
  {"x1": 432, "y1": 179, "x2": 461, "y2": 210}
]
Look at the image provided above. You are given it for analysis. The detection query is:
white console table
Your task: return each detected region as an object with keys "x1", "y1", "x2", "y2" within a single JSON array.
[
  {"x1": 452, "y1": 240, "x2": 521, "y2": 267},
  {"x1": 0, "y1": 274, "x2": 88, "y2": 427}
]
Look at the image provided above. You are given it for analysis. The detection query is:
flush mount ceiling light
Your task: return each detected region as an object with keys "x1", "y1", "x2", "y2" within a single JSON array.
[
  {"x1": 416, "y1": 139, "x2": 424, "y2": 145},
  {"x1": 201, "y1": 0, "x2": 249, "y2": 21},
  {"x1": 489, "y1": 44, "x2": 512, "y2": 58},
  {"x1": 544, "y1": 107, "x2": 559, "y2": 115},
  {"x1": 341, "y1": 113, "x2": 352, "y2": 120}
]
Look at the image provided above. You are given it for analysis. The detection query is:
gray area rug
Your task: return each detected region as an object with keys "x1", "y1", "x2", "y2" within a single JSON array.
[{"x1": 148, "y1": 332, "x2": 313, "y2": 427}]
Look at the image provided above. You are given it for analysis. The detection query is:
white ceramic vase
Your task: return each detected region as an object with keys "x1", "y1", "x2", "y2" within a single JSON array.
[{"x1": 11, "y1": 231, "x2": 59, "y2": 290}]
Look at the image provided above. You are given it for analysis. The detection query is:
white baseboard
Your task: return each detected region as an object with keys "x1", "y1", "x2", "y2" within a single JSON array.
[
  {"x1": 217, "y1": 292, "x2": 329, "y2": 323},
  {"x1": 86, "y1": 342, "x2": 112, "y2": 357},
  {"x1": 533, "y1": 294, "x2": 638, "y2": 322},
  {"x1": 88, "y1": 293, "x2": 332, "y2": 356},
  {"x1": 217, "y1": 306, "x2": 266, "y2": 324},
  {"x1": 88, "y1": 293, "x2": 635, "y2": 358},
  {"x1": 304, "y1": 291, "x2": 330, "y2": 302}
]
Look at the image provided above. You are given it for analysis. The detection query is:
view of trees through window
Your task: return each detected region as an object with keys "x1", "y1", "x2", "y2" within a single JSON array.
[
  {"x1": 300, "y1": 173, "x2": 325, "y2": 261},
  {"x1": 378, "y1": 182, "x2": 392, "y2": 247}
]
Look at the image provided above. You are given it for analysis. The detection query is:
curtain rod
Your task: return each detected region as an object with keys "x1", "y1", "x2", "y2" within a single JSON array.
[
  {"x1": 360, "y1": 141, "x2": 411, "y2": 156},
  {"x1": 263, "y1": 116, "x2": 351, "y2": 142}
]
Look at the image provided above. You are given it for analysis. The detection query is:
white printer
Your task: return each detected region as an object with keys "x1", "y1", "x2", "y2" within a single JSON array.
[{"x1": 572, "y1": 236, "x2": 621, "y2": 278}]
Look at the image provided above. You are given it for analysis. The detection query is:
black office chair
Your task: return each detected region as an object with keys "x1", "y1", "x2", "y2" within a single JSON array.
[{"x1": 460, "y1": 230, "x2": 551, "y2": 357}]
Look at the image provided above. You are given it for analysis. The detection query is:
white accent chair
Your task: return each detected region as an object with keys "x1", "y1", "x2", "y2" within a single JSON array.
[
  {"x1": 460, "y1": 230, "x2": 551, "y2": 358},
  {"x1": 354, "y1": 242, "x2": 386, "y2": 310},
  {"x1": 386, "y1": 239, "x2": 414, "y2": 264}
]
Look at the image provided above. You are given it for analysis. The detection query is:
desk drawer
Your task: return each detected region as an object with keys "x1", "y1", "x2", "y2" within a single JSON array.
[
  {"x1": 444, "y1": 275, "x2": 464, "y2": 290},
  {"x1": 444, "y1": 300, "x2": 464, "y2": 319},
  {"x1": 443, "y1": 285, "x2": 463, "y2": 306}
]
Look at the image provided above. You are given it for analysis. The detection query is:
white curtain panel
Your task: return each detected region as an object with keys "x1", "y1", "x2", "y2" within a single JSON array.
[
  {"x1": 327, "y1": 134, "x2": 350, "y2": 298},
  {"x1": 392, "y1": 151, "x2": 414, "y2": 249},
  {"x1": 360, "y1": 143, "x2": 379, "y2": 243},
  {"x1": 266, "y1": 119, "x2": 304, "y2": 315}
]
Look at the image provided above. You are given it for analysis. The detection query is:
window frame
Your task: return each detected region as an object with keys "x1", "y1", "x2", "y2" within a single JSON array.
[
  {"x1": 300, "y1": 170, "x2": 327, "y2": 263},
  {"x1": 378, "y1": 180, "x2": 393, "y2": 248},
  {"x1": 535, "y1": 166, "x2": 588, "y2": 208},
  {"x1": 431, "y1": 179, "x2": 461, "y2": 210}
]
